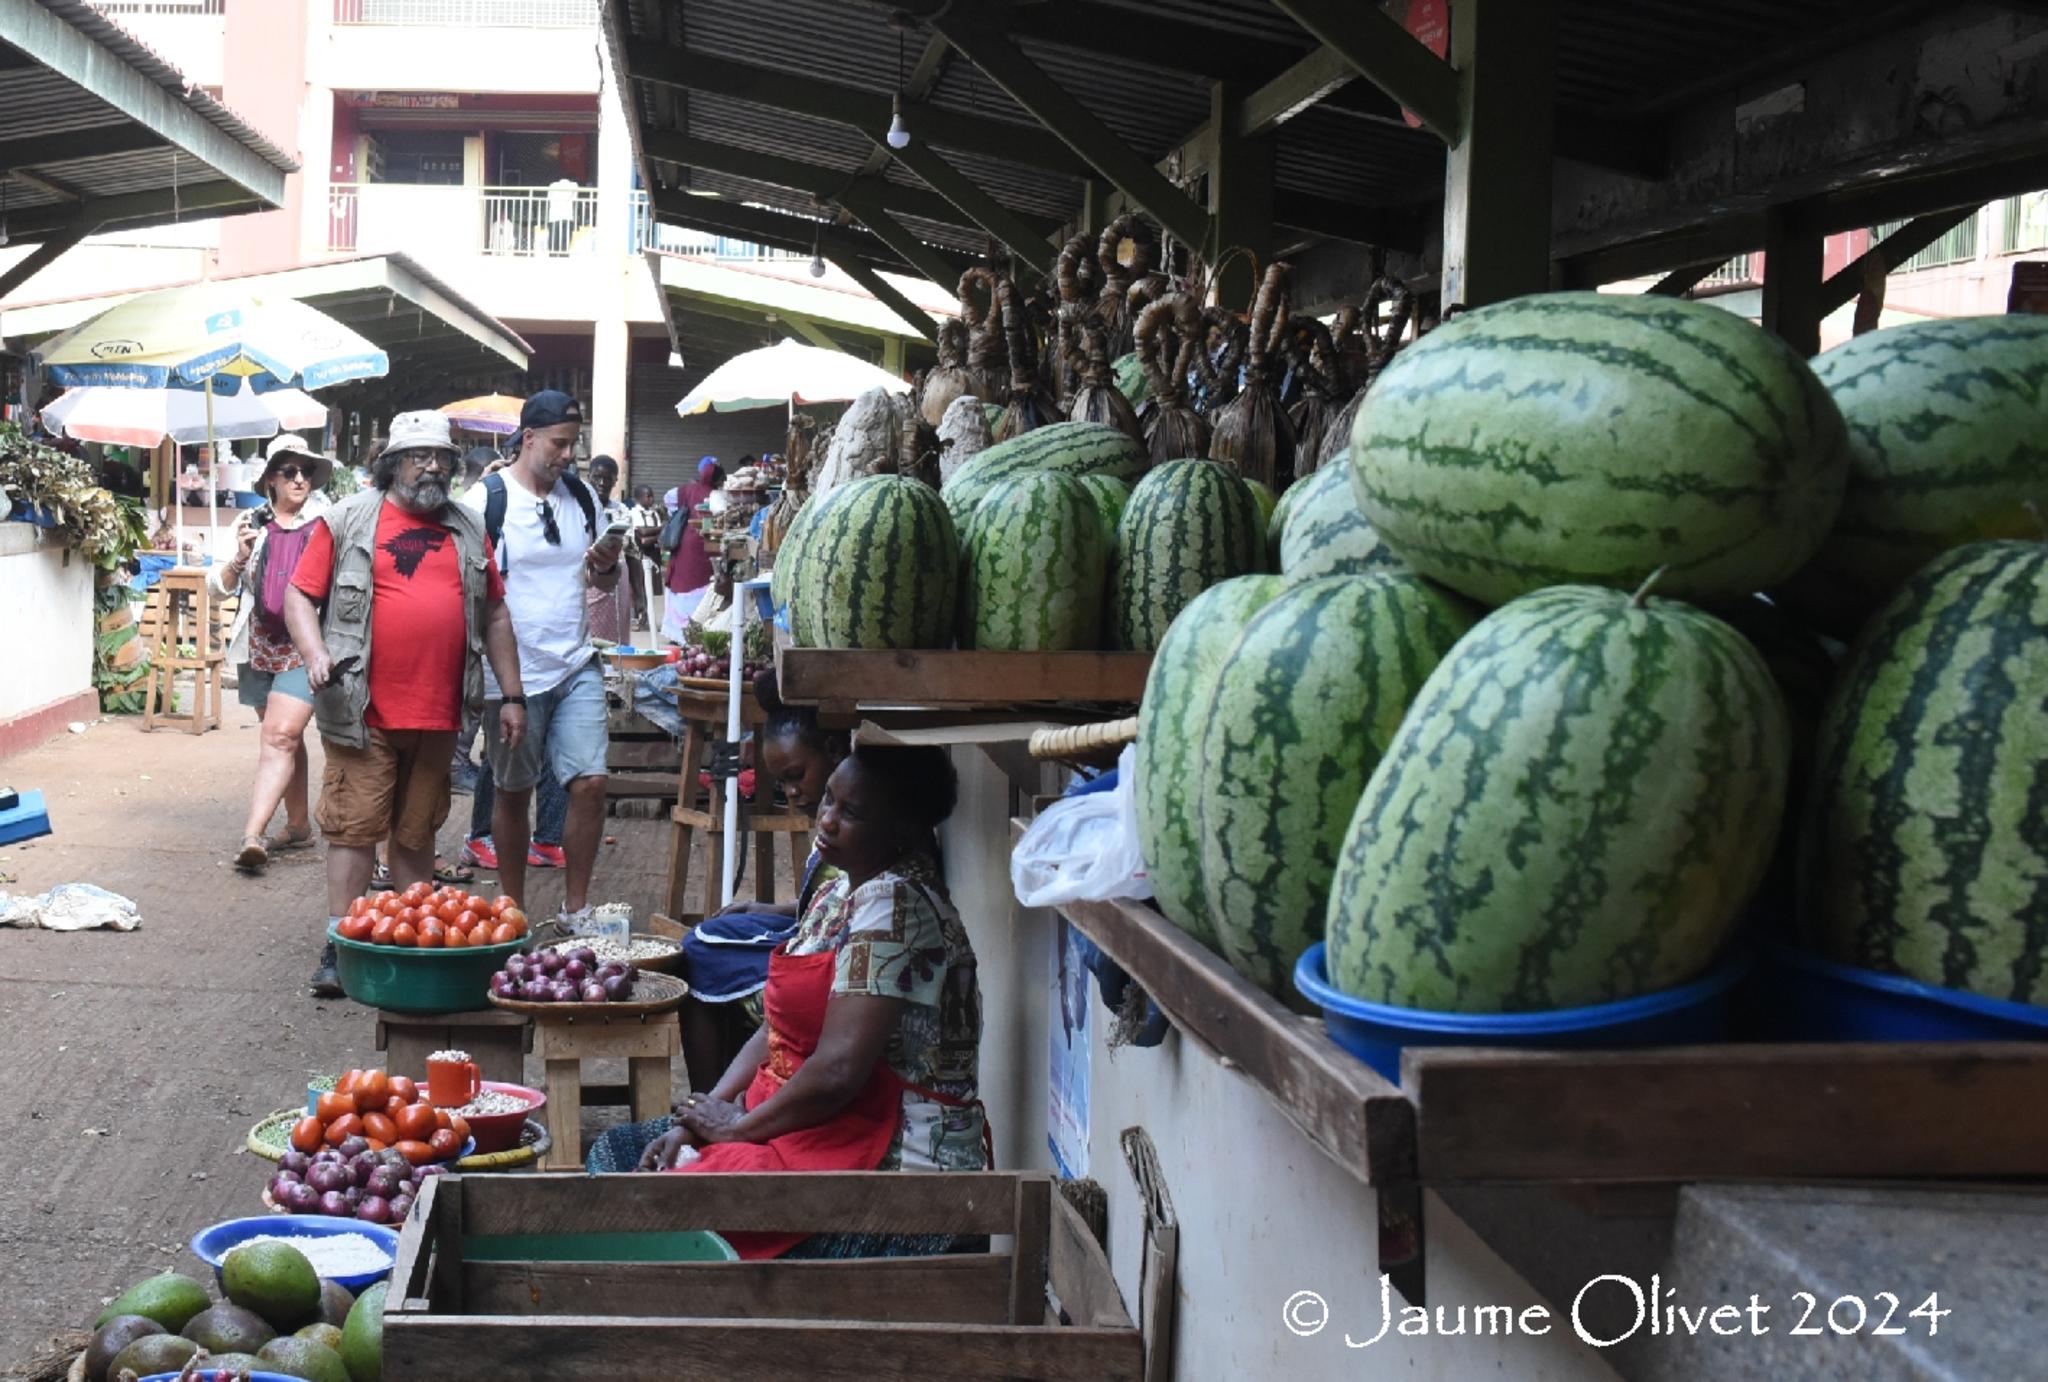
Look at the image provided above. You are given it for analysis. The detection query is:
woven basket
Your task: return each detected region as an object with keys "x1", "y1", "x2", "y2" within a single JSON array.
[{"x1": 1028, "y1": 717, "x2": 1137, "y2": 769}]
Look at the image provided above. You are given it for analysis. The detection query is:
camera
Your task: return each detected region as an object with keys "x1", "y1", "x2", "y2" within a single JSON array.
[{"x1": 249, "y1": 503, "x2": 275, "y2": 528}]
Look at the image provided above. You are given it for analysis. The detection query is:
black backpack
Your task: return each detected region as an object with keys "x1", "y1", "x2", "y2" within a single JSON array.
[{"x1": 481, "y1": 470, "x2": 597, "y2": 573}]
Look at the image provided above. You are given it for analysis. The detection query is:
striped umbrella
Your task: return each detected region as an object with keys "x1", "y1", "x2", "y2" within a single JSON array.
[
  {"x1": 438, "y1": 393, "x2": 525, "y2": 436},
  {"x1": 41, "y1": 382, "x2": 327, "y2": 448}
]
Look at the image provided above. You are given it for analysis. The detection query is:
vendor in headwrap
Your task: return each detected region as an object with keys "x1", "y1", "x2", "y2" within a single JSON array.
[{"x1": 661, "y1": 456, "x2": 721, "y2": 641}]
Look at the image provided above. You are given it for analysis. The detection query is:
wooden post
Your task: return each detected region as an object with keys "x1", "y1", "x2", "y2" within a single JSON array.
[
  {"x1": 1761, "y1": 206, "x2": 1825, "y2": 356},
  {"x1": 1206, "y1": 82, "x2": 1272, "y2": 310},
  {"x1": 1441, "y1": 0, "x2": 1557, "y2": 310}
]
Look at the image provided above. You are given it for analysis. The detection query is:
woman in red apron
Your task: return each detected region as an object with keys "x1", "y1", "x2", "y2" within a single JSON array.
[{"x1": 639, "y1": 745, "x2": 988, "y2": 1260}]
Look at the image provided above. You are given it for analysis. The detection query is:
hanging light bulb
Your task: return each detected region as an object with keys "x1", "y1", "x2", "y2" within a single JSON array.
[
  {"x1": 886, "y1": 92, "x2": 911, "y2": 150},
  {"x1": 808, "y1": 227, "x2": 826, "y2": 278},
  {"x1": 0, "y1": 181, "x2": 9, "y2": 247}
]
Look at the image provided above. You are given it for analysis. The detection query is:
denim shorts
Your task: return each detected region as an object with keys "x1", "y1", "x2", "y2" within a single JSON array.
[
  {"x1": 485, "y1": 656, "x2": 608, "y2": 792},
  {"x1": 238, "y1": 662, "x2": 313, "y2": 711}
]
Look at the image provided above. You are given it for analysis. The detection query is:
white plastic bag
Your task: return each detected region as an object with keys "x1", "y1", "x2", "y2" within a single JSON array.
[
  {"x1": 1011, "y1": 744, "x2": 1153, "y2": 908},
  {"x1": 0, "y1": 882, "x2": 141, "y2": 931}
]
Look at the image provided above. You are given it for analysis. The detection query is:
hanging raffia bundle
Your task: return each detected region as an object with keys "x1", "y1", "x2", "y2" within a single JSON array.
[
  {"x1": 1316, "y1": 274, "x2": 1416, "y2": 468},
  {"x1": 1050, "y1": 232, "x2": 1103, "y2": 408},
  {"x1": 958, "y1": 266, "x2": 1009, "y2": 404},
  {"x1": 1065, "y1": 317, "x2": 1144, "y2": 444},
  {"x1": 993, "y1": 275, "x2": 1062, "y2": 441},
  {"x1": 1134, "y1": 293, "x2": 1211, "y2": 464},
  {"x1": 1284, "y1": 316, "x2": 1347, "y2": 479},
  {"x1": 917, "y1": 317, "x2": 976, "y2": 428},
  {"x1": 760, "y1": 412, "x2": 819, "y2": 556},
  {"x1": 1206, "y1": 261, "x2": 1298, "y2": 489},
  {"x1": 1094, "y1": 213, "x2": 1158, "y2": 355},
  {"x1": 936, "y1": 392, "x2": 994, "y2": 484}
]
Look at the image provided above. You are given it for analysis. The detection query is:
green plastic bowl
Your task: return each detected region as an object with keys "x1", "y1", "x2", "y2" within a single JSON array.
[{"x1": 328, "y1": 921, "x2": 526, "y2": 1014}]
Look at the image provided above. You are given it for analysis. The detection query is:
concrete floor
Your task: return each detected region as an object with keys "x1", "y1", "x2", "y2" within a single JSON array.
[{"x1": 0, "y1": 703, "x2": 742, "y2": 1364}]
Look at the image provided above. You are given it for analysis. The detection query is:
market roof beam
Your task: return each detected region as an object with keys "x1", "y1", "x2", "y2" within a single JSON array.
[
  {"x1": 879, "y1": 138, "x2": 1057, "y2": 273},
  {"x1": 826, "y1": 251, "x2": 940, "y2": 341},
  {"x1": 880, "y1": 0, "x2": 1317, "y2": 86},
  {"x1": 0, "y1": 0, "x2": 288, "y2": 204},
  {"x1": 0, "y1": 120, "x2": 165, "y2": 171},
  {"x1": 1815, "y1": 205, "x2": 1978, "y2": 318},
  {"x1": 0, "y1": 225, "x2": 92, "y2": 299},
  {"x1": 623, "y1": 43, "x2": 1087, "y2": 177},
  {"x1": 1267, "y1": 0, "x2": 1463, "y2": 145},
  {"x1": 6, "y1": 165, "x2": 81, "y2": 202},
  {"x1": 1271, "y1": 191, "x2": 1424, "y2": 252},
  {"x1": 1, "y1": 177, "x2": 260, "y2": 242},
  {"x1": 1645, "y1": 261, "x2": 1722, "y2": 297},
  {"x1": 926, "y1": 13, "x2": 1211, "y2": 251},
  {"x1": 830, "y1": 184, "x2": 970, "y2": 293},
  {"x1": 1237, "y1": 44, "x2": 1363, "y2": 136},
  {"x1": 645, "y1": 190, "x2": 919, "y2": 277}
]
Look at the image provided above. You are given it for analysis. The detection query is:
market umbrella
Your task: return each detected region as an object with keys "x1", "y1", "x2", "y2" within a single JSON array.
[
  {"x1": 439, "y1": 393, "x2": 526, "y2": 436},
  {"x1": 41, "y1": 381, "x2": 327, "y2": 448},
  {"x1": 30, "y1": 282, "x2": 388, "y2": 557},
  {"x1": 674, "y1": 338, "x2": 909, "y2": 416}
]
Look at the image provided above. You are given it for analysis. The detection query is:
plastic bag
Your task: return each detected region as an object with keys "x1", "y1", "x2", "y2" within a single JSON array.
[
  {"x1": 0, "y1": 882, "x2": 142, "y2": 931},
  {"x1": 1011, "y1": 744, "x2": 1153, "y2": 907}
]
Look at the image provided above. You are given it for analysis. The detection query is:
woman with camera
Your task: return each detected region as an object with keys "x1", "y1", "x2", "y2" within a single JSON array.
[{"x1": 212, "y1": 434, "x2": 332, "y2": 871}]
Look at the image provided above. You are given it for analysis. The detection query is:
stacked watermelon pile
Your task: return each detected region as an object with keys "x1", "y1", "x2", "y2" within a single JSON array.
[{"x1": 1134, "y1": 294, "x2": 2048, "y2": 1026}]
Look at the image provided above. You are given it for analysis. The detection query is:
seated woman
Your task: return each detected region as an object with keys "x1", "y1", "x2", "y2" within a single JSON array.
[
  {"x1": 588, "y1": 745, "x2": 986, "y2": 1260},
  {"x1": 676, "y1": 672, "x2": 849, "y2": 1084}
]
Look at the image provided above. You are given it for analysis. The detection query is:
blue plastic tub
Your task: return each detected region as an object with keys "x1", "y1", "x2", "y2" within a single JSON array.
[
  {"x1": 1745, "y1": 944, "x2": 2048, "y2": 1042},
  {"x1": 1295, "y1": 943, "x2": 1751, "y2": 1081},
  {"x1": 143, "y1": 1374, "x2": 301, "y2": 1381},
  {"x1": 190, "y1": 1214, "x2": 400, "y2": 1296}
]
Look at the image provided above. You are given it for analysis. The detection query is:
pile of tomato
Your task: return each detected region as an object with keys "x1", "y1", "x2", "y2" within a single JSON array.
[
  {"x1": 337, "y1": 882, "x2": 529, "y2": 948},
  {"x1": 289, "y1": 1067, "x2": 469, "y2": 1165}
]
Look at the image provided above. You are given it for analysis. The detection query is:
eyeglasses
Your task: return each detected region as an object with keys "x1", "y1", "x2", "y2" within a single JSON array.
[
  {"x1": 399, "y1": 449, "x2": 452, "y2": 472},
  {"x1": 273, "y1": 464, "x2": 312, "y2": 482},
  {"x1": 536, "y1": 498, "x2": 561, "y2": 545}
]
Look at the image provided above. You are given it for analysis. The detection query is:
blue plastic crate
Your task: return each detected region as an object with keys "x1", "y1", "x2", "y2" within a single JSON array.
[{"x1": 0, "y1": 789, "x2": 51, "y2": 845}]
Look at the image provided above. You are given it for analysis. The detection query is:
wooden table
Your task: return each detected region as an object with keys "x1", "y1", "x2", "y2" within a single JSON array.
[
  {"x1": 662, "y1": 681, "x2": 810, "y2": 923},
  {"x1": 533, "y1": 1012, "x2": 680, "y2": 1171},
  {"x1": 375, "y1": 1006, "x2": 532, "y2": 1086}
]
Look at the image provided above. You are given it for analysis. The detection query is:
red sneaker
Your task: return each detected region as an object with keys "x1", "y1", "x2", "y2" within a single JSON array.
[
  {"x1": 528, "y1": 842, "x2": 567, "y2": 869},
  {"x1": 462, "y1": 836, "x2": 500, "y2": 870}
]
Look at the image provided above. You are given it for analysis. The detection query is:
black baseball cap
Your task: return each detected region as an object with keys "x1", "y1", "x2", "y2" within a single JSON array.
[{"x1": 519, "y1": 389, "x2": 583, "y2": 431}]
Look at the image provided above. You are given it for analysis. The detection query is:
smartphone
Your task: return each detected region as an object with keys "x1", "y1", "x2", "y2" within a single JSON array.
[{"x1": 598, "y1": 520, "x2": 632, "y2": 542}]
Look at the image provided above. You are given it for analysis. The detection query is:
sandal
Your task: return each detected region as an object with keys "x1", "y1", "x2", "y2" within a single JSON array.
[
  {"x1": 368, "y1": 864, "x2": 394, "y2": 892},
  {"x1": 267, "y1": 825, "x2": 316, "y2": 853},
  {"x1": 434, "y1": 860, "x2": 476, "y2": 886},
  {"x1": 235, "y1": 836, "x2": 269, "y2": 871}
]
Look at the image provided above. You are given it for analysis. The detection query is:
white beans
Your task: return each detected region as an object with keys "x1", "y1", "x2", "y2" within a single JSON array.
[
  {"x1": 453, "y1": 1090, "x2": 532, "y2": 1117},
  {"x1": 236, "y1": 1233, "x2": 391, "y2": 1276},
  {"x1": 543, "y1": 937, "x2": 678, "y2": 965}
]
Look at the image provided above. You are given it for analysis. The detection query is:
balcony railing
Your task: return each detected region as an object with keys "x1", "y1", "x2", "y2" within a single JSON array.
[
  {"x1": 90, "y1": 0, "x2": 225, "y2": 12},
  {"x1": 1873, "y1": 210, "x2": 1982, "y2": 272},
  {"x1": 2002, "y1": 192, "x2": 2048, "y2": 254},
  {"x1": 332, "y1": 0, "x2": 596, "y2": 25},
  {"x1": 1699, "y1": 253, "x2": 1755, "y2": 288},
  {"x1": 328, "y1": 184, "x2": 801, "y2": 264}
]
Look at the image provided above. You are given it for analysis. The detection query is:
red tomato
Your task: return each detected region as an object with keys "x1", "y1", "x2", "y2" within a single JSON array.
[
  {"x1": 315, "y1": 1091, "x2": 356, "y2": 1122},
  {"x1": 388, "y1": 1076, "x2": 418, "y2": 1104},
  {"x1": 357, "y1": 1070, "x2": 389, "y2": 1105},
  {"x1": 395, "y1": 1102, "x2": 438, "y2": 1141},
  {"x1": 454, "y1": 910, "x2": 478, "y2": 935},
  {"x1": 377, "y1": 896, "x2": 403, "y2": 918},
  {"x1": 392, "y1": 921, "x2": 418, "y2": 948},
  {"x1": 394, "y1": 1139, "x2": 436, "y2": 1166},
  {"x1": 289, "y1": 1116, "x2": 325, "y2": 1154},
  {"x1": 427, "y1": 1127, "x2": 461, "y2": 1159},
  {"x1": 402, "y1": 881, "x2": 432, "y2": 905},
  {"x1": 418, "y1": 920, "x2": 446, "y2": 949},
  {"x1": 446, "y1": 1113, "x2": 471, "y2": 1142},
  {"x1": 488, "y1": 922, "x2": 518, "y2": 944},
  {"x1": 465, "y1": 894, "x2": 490, "y2": 916},
  {"x1": 336, "y1": 1070, "x2": 360, "y2": 1097},
  {"x1": 362, "y1": 1111, "x2": 398, "y2": 1145},
  {"x1": 347, "y1": 897, "x2": 370, "y2": 919},
  {"x1": 338, "y1": 914, "x2": 374, "y2": 943},
  {"x1": 432, "y1": 1107, "x2": 453, "y2": 1132},
  {"x1": 385, "y1": 1093, "x2": 408, "y2": 1118},
  {"x1": 370, "y1": 916, "x2": 398, "y2": 945},
  {"x1": 323, "y1": 1113, "x2": 363, "y2": 1147},
  {"x1": 490, "y1": 895, "x2": 514, "y2": 916},
  {"x1": 365, "y1": 1138, "x2": 390, "y2": 1152}
]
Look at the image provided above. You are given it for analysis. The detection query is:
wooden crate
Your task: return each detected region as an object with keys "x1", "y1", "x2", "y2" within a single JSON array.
[
  {"x1": 385, "y1": 1171, "x2": 1142, "y2": 1380},
  {"x1": 777, "y1": 648, "x2": 1152, "y2": 710}
]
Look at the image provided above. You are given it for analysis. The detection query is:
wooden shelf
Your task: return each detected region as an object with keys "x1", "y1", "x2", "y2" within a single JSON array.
[{"x1": 779, "y1": 648, "x2": 1152, "y2": 709}]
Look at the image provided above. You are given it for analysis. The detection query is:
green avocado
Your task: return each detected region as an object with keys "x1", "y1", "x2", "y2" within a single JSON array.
[
  {"x1": 257, "y1": 1333, "x2": 353, "y2": 1382},
  {"x1": 92, "y1": 1272, "x2": 213, "y2": 1332},
  {"x1": 339, "y1": 1281, "x2": 387, "y2": 1382},
  {"x1": 107, "y1": 1334, "x2": 201, "y2": 1380},
  {"x1": 222, "y1": 1240, "x2": 322, "y2": 1331},
  {"x1": 183, "y1": 1301, "x2": 276, "y2": 1355},
  {"x1": 85, "y1": 1315, "x2": 162, "y2": 1382}
]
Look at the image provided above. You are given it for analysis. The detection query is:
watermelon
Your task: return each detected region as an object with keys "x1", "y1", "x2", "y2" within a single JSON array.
[
  {"x1": 1199, "y1": 572, "x2": 1478, "y2": 1004},
  {"x1": 1077, "y1": 473, "x2": 1130, "y2": 540},
  {"x1": 1265, "y1": 477, "x2": 1302, "y2": 568},
  {"x1": 1326, "y1": 582, "x2": 1790, "y2": 1012},
  {"x1": 1351, "y1": 292, "x2": 1849, "y2": 606},
  {"x1": 958, "y1": 471, "x2": 1109, "y2": 651},
  {"x1": 1779, "y1": 316, "x2": 2048, "y2": 637},
  {"x1": 940, "y1": 419, "x2": 1146, "y2": 524},
  {"x1": 1277, "y1": 456, "x2": 1401, "y2": 584},
  {"x1": 788, "y1": 474, "x2": 957, "y2": 649},
  {"x1": 1243, "y1": 477, "x2": 1279, "y2": 530},
  {"x1": 768, "y1": 492, "x2": 819, "y2": 615},
  {"x1": 1134, "y1": 574, "x2": 1288, "y2": 947},
  {"x1": 1112, "y1": 351, "x2": 1150, "y2": 410},
  {"x1": 1110, "y1": 459, "x2": 1266, "y2": 651},
  {"x1": 1798, "y1": 541, "x2": 2048, "y2": 1004}
]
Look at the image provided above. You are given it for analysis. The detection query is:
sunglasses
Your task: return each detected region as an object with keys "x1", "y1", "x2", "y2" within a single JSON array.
[
  {"x1": 536, "y1": 498, "x2": 561, "y2": 545},
  {"x1": 398, "y1": 449, "x2": 453, "y2": 471},
  {"x1": 272, "y1": 464, "x2": 315, "y2": 482}
]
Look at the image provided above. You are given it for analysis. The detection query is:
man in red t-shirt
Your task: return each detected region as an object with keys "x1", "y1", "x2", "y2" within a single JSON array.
[{"x1": 285, "y1": 410, "x2": 526, "y2": 996}]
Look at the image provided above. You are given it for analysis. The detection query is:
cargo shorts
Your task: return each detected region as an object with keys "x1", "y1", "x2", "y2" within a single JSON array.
[
  {"x1": 486, "y1": 657, "x2": 609, "y2": 794},
  {"x1": 317, "y1": 727, "x2": 459, "y2": 850}
]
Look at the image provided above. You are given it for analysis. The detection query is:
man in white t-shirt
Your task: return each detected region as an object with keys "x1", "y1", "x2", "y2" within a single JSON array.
[{"x1": 461, "y1": 390, "x2": 623, "y2": 923}]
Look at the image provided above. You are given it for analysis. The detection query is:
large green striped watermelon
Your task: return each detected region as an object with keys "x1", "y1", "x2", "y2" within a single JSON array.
[
  {"x1": 1778, "y1": 316, "x2": 2048, "y2": 637},
  {"x1": 788, "y1": 474, "x2": 957, "y2": 649},
  {"x1": 1277, "y1": 455, "x2": 1401, "y2": 585},
  {"x1": 1265, "y1": 477, "x2": 1302, "y2": 568},
  {"x1": 1797, "y1": 541, "x2": 2048, "y2": 1004},
  {"x1": 1199, "y1": 572, "x2": 1477, "y2": 1004},
  {"x1": 1326, "y1": 582, "x2": 1790, "y2": 1011},
  {"x1": 958, "y1": 471, "x2": 1108, "y2": 651},
  {"x1": 1351, "y1": 292, "x2": 1849, "y2": 606},
  {"x1": 1135, "y1": 574, "x2": 1288, "y2": 947},
  {"x1": 768, "y1": 492, "x2": 820, "y2": 614},
  {"x1": 1077, "y1": 473, "x2": 1130, "y2": 540},
  {"x1": 1112, "y1": 351, "x2": 1150, "y2": 410},
  {"x1": 940, "y1": 420, "x2": 1146, "y2": 525},
  {"x1": 1110, "y1": 459, "x2": 1265, "y2": 651}
]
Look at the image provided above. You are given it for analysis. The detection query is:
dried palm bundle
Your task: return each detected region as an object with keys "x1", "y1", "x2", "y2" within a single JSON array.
[
  {"x1": 1207, "y1": 262, "x2": 1298, "y2": 489},
  {"x1": 1066, "y1": 318, "x2": 1144, "y2": 444},
  {"x1": 958, "y1": 266, "x2": 1009, "y2": 403},
  {"x1": 1317, "y1": 275, "x2": 1417, "y2": 468},
  {"x1": 993, "y1": 275, "x2": 1062, "y2": 441},
  {"x1": 1050, "y1": 232, "x2": 1104, "y2": 407},
  {"x1": 1134, "y1": 293, "x2": 1211, "y2": 464},
  {"x1": 813, "y1": 386, "x2": 904, "y2": 496},
  {"x1": 1187, "y1": 303, "x2": 1247, "y2": 416},
  {"x1": 1284, "y1": 316, "x2": 1347, "y2": 479},
  {"x1": 896, "y1": 389, "x2": 941, "y2": 489},
  {"x1": 917, "y1": 317, "x2": 975, "y2": 428},
  {"x1": 936, "y1": 392, "x2": 994, "y2": 484},
  {"x1": 761, "y1": 414, "x2": 819, "y2": 556},
  {"x1": 1095, "y1": 213, "x2": 1158, "y2": 354}
]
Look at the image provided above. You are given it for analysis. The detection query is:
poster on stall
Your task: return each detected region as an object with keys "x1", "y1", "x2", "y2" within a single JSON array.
[{"x1": 1048, "y1": 919, "x2": 1093, "y2": 1179}]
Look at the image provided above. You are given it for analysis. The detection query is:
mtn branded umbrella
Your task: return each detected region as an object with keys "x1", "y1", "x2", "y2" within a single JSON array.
[{"x1": 675, "y1": 339, "x2": 908, "y2": 416}]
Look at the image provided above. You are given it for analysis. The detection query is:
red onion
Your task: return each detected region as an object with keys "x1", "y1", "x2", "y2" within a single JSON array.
[
  {"x1": 356, "y1": 1196, "x2": 393, "y2": 1225},
  {"x1": 317, "y1": 1190, "x2": 350, "y2": 1217}
]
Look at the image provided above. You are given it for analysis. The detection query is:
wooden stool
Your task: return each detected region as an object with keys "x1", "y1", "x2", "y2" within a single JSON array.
[
  {"x1": 533, "y1": 1013, "x2": 679, "y2": 1171},
  {"x1": 141, "y1": 568, "x2": 224, "y2": 734},
  {"x1": 374, "y1": 1007, "x2": 532, "y2": 1086},
  {"x1": 662, "y1": 688, "x2": 811, "y2": 922}
]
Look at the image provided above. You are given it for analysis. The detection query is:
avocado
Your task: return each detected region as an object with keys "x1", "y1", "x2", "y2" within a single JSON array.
[
  {"x1": 296, "y1": 1322, "x2": 346, "y2": 1353},
  {"x1": 203, "y1": 1351, "x2": 267, "y2": 1374},
  {"x1": 107, "y1": 1333, "x2": 201, "y2": 1380},
  {"x1": 92, "y1": 1272, "x2": 213, "y2": 1333},
  {"x1": 183, "y1": 1300, "x2": 276, "y2": 1355},
  {"x1": 314, "y1": 1278, "x2": 356, "y2": 1328},
  {"x1": 339, "y1": 1281, "x2": 386, "y2": 1382},
  {"x1": 222, "y1": 1239, "x2": 322, "y2": 1331},
  {"x1": 257, "y1": 1333, "x2": 353, "y2": 1382},
  {"x1": 85, "y1": 1315, "x2": 162, "y2": 1382}
]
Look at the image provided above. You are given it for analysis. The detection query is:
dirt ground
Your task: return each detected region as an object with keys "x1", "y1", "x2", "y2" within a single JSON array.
[{"x1": 0, "y1": 701, "x2": 746, "y2": 1365}]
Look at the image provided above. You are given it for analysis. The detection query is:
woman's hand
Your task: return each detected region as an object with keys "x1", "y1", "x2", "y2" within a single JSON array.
[
  {"x1": 674, "y1": 1093, "x2": 749, "y2": 1144},
  {"x1": 235, "y1": 515, "x2": 260, "y2": 563},
  {"x1": 635, "y1": 1125, "x2": 697, "y2": 1171}
]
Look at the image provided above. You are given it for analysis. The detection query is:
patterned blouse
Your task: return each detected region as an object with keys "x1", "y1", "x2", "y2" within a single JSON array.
[{"x1": 784, "y1": 851, "x2": 987, "y2": 1172}]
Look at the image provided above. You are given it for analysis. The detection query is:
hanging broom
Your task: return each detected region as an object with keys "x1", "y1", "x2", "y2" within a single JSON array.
[
  {"x1": 958, "y1": 266, "x2": 1009, "y2": 405},
  {"x1": 1094, "y1": 213, "x2": 1158, "y2": 355},
  {"x1": 993, "y1": 275, "x2": 1062, "y2": 441},
  {"x1": 1066, "y1": 317, "x2": 1143, "y2": 444},
  {"x1": 1134, "y1": 293, "x2": 1211, "y2": 464},
  {"x1": 1050, "y1": 231, "x2": 1103, "y2": 408},
  {"x1": 1284, "y1": 316, "x2": 1346, "y2": 480},
  {"x1": 917, "y1": 317, "x2": 977, "y2": 429},
  {"x1": 1207, "y1": 262, "x2": 1297, "y2": 490},
  {"x1": 1317, "y1": 274, "x2": 1416, "y2": 469}
]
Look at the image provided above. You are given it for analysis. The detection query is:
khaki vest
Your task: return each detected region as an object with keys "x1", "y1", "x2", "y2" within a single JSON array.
[{"x1": 309, "y1": 489, "x2": 492, "y2": 750}]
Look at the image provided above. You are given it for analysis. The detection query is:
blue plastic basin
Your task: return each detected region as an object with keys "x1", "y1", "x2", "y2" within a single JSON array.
[
  {"x1": 1744, "y1": 944, "x2": 2048, "y2": 1042},
  {"x1": 1294, "y1": 943, "x2": 1751, "y2": 1081},
  {"x1": 142, "y1": 1374, "x2": 301, "y2": 1381},
  {"x1": 190, "y1": 1214, "x2": 400, "y2": 1296}
]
